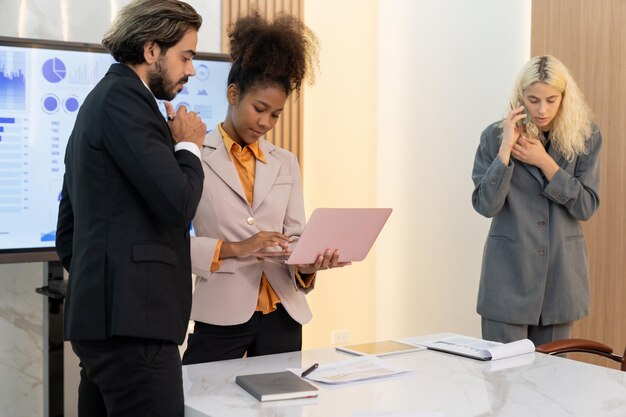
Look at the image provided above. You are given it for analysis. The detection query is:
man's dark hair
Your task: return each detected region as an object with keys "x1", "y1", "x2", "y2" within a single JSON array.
[{"x1": 102, "y1": 0, "x2": 202, "y2": 65}]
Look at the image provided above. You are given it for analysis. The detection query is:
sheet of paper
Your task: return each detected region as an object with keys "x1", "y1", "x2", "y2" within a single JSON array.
[
  {"x1": 488, "y1": 338, "x2": 535, "y2": 360},
  {"x1": 290, "y1": 355, "x2": 410, "y2": 384},
  {"x1": 420, "y1": 336, "x2": 500, "y2": 360},
  {"x1": 405, "y1": 335, "x2": 535, "y2": 361}
]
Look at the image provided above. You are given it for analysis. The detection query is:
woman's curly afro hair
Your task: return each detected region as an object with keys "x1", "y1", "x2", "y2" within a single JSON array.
[{"x1": 226, "y1": 10, "x2": 319, "y2": 97}]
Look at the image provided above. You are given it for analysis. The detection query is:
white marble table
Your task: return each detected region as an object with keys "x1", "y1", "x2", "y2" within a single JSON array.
[{"x1": 183, "y1": 335, "x2": 626, "y2": 417}]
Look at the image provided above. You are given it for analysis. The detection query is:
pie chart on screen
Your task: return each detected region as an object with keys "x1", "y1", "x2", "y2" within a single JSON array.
[{"x1": 42, "y1": 58, "x2": 66, "y2": 83}]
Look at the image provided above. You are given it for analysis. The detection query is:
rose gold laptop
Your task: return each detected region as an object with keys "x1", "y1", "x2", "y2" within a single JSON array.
[{"x1": 251, "y1": 208, "x2": 392, "y2": 265}]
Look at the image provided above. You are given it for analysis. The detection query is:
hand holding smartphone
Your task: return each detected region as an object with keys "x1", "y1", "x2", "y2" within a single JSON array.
[
  {"x1": 499, "y1": 102, "x2": 529, "y2": 165},
  {"x1": 510, "y1": 102, "x2": 529, "y2": 129}
]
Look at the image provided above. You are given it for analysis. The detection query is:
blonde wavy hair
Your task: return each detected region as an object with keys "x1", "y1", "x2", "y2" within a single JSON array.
[{"x1": 508, "y1": 55, "x2": 593, "y2": 161}]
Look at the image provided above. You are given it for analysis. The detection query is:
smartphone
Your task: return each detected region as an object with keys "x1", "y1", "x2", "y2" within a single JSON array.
[{"x1": 510, "y1": 101, "x2": 529, "y2": 128}]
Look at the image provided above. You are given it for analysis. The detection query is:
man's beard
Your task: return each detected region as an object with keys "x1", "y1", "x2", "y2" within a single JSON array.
[{"x1": 148, "y1": 57, "x2": 188, "y2": 101}]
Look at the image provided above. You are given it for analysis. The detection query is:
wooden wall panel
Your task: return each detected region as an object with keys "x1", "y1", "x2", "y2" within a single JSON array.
[
  {"x1": 532, "y1": 0, "x2": 626, "y2": 369},
  {"x1": 221, "y1": 0, "x2": 305, "y2": 165}
]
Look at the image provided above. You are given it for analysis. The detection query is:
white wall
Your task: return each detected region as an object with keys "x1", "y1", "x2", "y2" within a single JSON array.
[
  {"x1": 375, "y1": 0, "x2": 531, "y2": 339},
  {"x1": 302, "y1": 0, "x2": 379, "y2": 348},
  {"x1": 303, "y1": 0, "x2": 531, "y2": 345}
]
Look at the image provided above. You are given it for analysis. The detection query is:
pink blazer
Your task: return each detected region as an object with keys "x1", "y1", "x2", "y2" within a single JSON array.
[{"x1": 190, "y1": 127, "x2": 314, "y2": 325}]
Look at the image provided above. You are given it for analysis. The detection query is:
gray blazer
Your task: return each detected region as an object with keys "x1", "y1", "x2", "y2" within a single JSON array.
[{"x1": 471, "y1": 122, "x2": 601, "y2": 325}]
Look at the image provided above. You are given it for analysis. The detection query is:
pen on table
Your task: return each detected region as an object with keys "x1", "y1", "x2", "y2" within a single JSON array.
[{"x1": 301, "y1": 363, "x2": 319, "y2": 378}]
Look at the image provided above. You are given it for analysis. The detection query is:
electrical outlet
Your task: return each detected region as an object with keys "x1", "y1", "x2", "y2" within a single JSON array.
[{"x1": 331, "y1": 330, "x2": 351, "y2": 346}]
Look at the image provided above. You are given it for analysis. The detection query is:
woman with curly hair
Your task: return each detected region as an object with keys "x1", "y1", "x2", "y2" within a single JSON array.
[
  {"x1": 182, "y1": 12, "x2": 345, "y2": 364},
  {"x1": 471, "y1": 55, "x2": 601, "y2": 345}
]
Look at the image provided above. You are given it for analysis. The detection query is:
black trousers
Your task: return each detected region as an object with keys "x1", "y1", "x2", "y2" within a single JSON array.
[
  {"x1": 182, "y1": 303, "x2": 302, "y2": 365},
  {"x1": 71, "y1": 337, "x2": 183, "y2": 417}
]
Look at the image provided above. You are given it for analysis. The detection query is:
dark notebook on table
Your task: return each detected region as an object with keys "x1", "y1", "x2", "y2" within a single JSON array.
[{"x1": 235, "y1": 371, "x2": 319, "y2": 402}]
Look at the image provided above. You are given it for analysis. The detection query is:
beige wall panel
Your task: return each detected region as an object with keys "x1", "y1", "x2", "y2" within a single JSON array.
[{"x1": 532, "y1": 0, "x2": 626, "y2": 369}]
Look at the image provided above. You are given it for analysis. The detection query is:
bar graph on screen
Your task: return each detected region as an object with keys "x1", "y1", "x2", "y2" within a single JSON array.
[
  {"x1": 0, "y1": 36, "x2": 231, "y2": 262},
  {"x1": 0, "y1": 51, "x2": 27, "y2": 110}
]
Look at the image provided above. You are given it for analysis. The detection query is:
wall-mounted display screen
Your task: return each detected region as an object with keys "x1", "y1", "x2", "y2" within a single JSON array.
[{"x1": 0, "y1": 36, "x2": 231, "y2": 262}]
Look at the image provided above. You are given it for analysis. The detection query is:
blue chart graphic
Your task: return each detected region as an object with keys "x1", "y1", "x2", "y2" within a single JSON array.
[
  {"x1": 40, "y1": 231, "x2": 56, "y2": 242},
  {"x1": 64, "y1": 96, "x2": 79, "y2": 112},
  {"x1": 42, "y1": 57, "x2": 66, "y2": 83},
  {"x1": 0, "y1": 118, "x2": 16, "y2": 143},
  {"x1": 42, "y1": 94, "x2": 60, "y2": 113},
  {"x1": 0, "y1": 51, "x2": 27, "y2": 110}
]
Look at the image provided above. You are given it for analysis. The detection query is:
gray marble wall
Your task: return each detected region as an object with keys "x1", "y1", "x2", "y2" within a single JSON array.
[
  {"x1": 0, "y1": 1, "x2": 221, "y2": 415},
  {"x1": 0, "y1": 263, "x2": 44, "y2": 417}
]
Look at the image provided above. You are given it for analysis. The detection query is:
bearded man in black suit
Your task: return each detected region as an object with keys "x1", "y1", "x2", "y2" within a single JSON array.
[{"x1": 56, "y1": 1, "x2": 207, "y2": 415}]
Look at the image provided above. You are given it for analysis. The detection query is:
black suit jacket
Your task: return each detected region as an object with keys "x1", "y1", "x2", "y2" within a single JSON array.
[{"x1": 56, "y1": 64, "x2": 204, "y2": 344}]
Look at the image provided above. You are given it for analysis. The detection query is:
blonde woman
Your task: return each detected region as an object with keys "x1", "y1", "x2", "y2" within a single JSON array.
[{"x1": 471, "y1": 55, "x2": 601, "y2": 345}]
